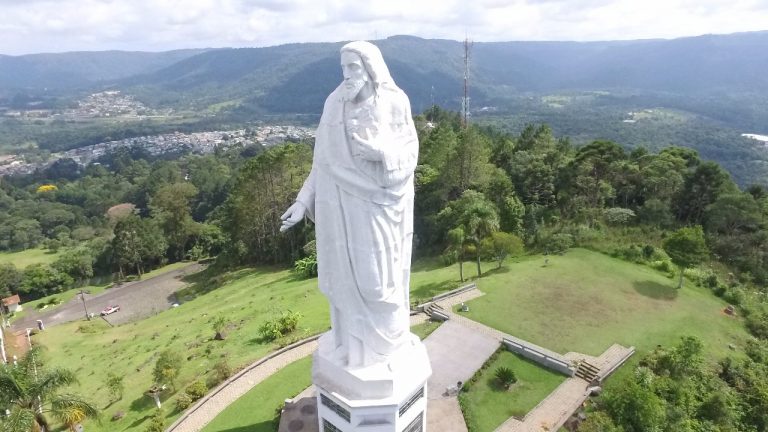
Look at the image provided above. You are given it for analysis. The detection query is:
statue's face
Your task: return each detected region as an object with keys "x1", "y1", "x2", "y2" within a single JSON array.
[{"x1": 340, "y1": 51, "x2": 370, "y2": 100}]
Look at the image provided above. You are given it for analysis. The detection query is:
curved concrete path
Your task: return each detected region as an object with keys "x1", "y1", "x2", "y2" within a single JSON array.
[{"x1": 168, "y1": 314, "x2": 431, "y2": 432}]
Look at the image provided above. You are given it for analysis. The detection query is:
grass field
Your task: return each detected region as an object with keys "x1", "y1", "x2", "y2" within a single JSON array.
[
  {"x1": 0, "y1": 248, "x2": 63, "y2": 268},
  {"x1": 28, "y1": 248, "x2": 751, "y2": 432},
  {"x1": 464, "y1": 248, "x2": 749, "y2": 359},
  {"x1": 31, "y1": 262, "x2": 461, "y2": 432},
  {"x1": 201, "y1": 356, "x2": 313, "y2": 432},
  {"x1": 459, "y1": 351, "x2": 566, "y2": 432}
]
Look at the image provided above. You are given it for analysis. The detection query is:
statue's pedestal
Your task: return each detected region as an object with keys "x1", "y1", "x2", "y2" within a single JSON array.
[{"x1": 312, "y1": 332, "x2": 431, "y2": 432}]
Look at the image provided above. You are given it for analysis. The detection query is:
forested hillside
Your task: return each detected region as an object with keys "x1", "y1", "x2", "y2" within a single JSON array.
[{"x1": 1, "y1": 107, "x2": 768, "y2": 430}]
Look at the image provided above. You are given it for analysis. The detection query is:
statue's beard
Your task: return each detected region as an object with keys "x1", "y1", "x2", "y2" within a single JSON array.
[{"x1": 342, "y1": 78, "x2": 366, "y2": 101}]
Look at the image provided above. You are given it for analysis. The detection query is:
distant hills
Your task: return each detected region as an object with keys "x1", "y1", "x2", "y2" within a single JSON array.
[
  {"x1": 1, "y1": 32, "x2": 768, "y2": 186},
  {"x1": 1, "y1": 32, "x2": 767, "y2": 116}
]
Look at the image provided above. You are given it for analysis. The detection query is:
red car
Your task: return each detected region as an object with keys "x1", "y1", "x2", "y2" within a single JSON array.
[{"x1": 100, "y1": 305, "x2": 121, "y2": 316}]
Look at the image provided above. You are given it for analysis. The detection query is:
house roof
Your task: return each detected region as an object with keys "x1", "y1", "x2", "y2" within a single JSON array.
[{"x1": 2, "y1": 294, "x2": 21, "y2": 306}]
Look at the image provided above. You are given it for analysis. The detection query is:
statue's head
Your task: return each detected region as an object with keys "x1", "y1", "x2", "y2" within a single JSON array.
[{"x1": 340, "y1": 41, "x2": 397, "y2": 100}]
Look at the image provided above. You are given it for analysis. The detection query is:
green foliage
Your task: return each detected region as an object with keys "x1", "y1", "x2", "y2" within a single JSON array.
[
  {"x1": 175, "y1": 393, "x2": 193, "y2": 411},
  {"x1": 212, "y1": 358, "x2": 233, "y2": 384},
  {"x1": 0, "y1": 262, "x2": 21, "y2": 298},
  {"x1": 480, "y1": 231, "x2": 524, "y2": 269},
  {"x1": 746, "y1": 312, "x2": 768, "y2": 340},
  {"x1": 663, "y1": 226, "x2": 709, "y2": 289},
  {"x1": 541, "y1": 233, "x2": 574, "y2": 254},
  {"x1": 152, "y1": 349, "x2": 183, "y2": 390},
  {"x1": 0, "y1": 347, "x2": 99, "y2": 432},
  {"x1": 184, "y1": 380, "x2": 208, "y2": 401},
  {"x1": 603, "y1": 207, "x2": 636, "y2": 225},
  {"x1": 112, "y1": 214, "x2": 168, "y2": 278},
  {"x1": 221, "y1": 143, "x2": 313, "y2": 265},
  {"x1": 150, "y1": 182, "x2": 199, "y2": 261},
  {"x1": 293, "y1": 255, "x2": 317, "y2": 279},
  {"x1": 143, "y1": 409, "x2": 165, "y2": 432},
  {"x1": 211, "y1": 315, "x2": 228, "y2": 339},
  {"x1": 106, "y1": 372, "x2": 125, "y2": 402},
  {"x1": 18, "y1": 263, "x2": 74, "y2": 300},
  {"x1": 578, "y1": 412, "x2": 623, "y2": 432},
  {"x1": 257, "y1": 310, "x2": 302, "y2": 342},
  {"x1": 493, "y1": 366, "x2": 517, "y2": 389}
]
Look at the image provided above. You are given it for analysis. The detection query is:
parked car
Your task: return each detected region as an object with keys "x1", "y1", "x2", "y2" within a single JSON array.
[{"x1": 100, "y1": 305, "x2": 121, "y2": 316}]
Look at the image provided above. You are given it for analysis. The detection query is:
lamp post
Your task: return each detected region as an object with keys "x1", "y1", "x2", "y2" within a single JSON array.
[{"x1": 79, "y1": 290, "x2": 90, "y2": 321}]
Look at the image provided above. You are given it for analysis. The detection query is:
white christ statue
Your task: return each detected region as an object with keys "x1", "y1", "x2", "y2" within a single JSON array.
[{"x1": 280, "y1": 40, "x2": 418, "y2": 368}]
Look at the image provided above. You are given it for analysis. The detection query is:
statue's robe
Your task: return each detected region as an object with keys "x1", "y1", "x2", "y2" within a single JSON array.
[{"x1": 296, "y1": 84, "x2": 418, "y2": 366}]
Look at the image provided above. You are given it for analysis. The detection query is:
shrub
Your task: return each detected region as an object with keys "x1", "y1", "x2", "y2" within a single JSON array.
[
  {"x1": 650, "y1": 260, "x2": 674, "y2": 274},
  {"x1": 258, "y1": 310, "x2": 302, "y2": 342},
  {"x1": 494, "y1": 366, "x2": 517, "y2": 389},
  {"x1": 144, "y1": 409, "x2": 165, "y2": 432},
  {"x1": 604, "y1": 207, "x2": 636, "y2": 225},
  {"x1": 540, "y1": 233, "x2": 574, "y2": 254},
  {"x1": 175, "y1": 393, "x2": 193, "y2": 411},
  {"x1": 293, "y1": 255, "x2": 318, "y2": 279},
  {"x1": 185, "y1": 380, "x2": 208, "y2": 401},
  {"x1": 746, "y1": 313, "x2": 768, "y2": 340},
  {"x1": 213, "y1": 358, "x2": 233, "y2": 383}
]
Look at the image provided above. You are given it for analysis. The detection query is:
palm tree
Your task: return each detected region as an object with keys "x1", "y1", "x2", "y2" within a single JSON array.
[{"x1": 0, "y1": 347, "x2": 99, "y2": 432}]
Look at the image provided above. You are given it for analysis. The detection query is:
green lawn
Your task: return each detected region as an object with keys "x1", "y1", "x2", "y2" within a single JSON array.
[
  {"x1": 412, "y1": 319, "x2": 442, "y2": 340},
  {"x1": 34, "y1": 267, "x2": 330, "y2": 432},
  {"x1": 464, "y1": 248, "x2": 749, "y2": 359},
  {"x1": 28, "y1": 248, "x2": 750, "y2": 432},
  {"x1": 0, "y1": 248, "x2": 63, "y2": 268},
  {"x1": 32, "y1": 262, "x2": 460, "y2": 432},
  {"x1": 201, "y1": 356, "x2": 313, "y2": 432},
  {"x1": 459, "y1": 351, "x2": 566, "y2": 432}
]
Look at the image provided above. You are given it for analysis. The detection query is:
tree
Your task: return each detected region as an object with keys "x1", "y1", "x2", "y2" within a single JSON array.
[
  {"x1": 222, "y1": 143, "x2": 313, "y2": 265},
  {"x1": 152, "y1": 350, "x2": 183, "y2": 391},
  {"x1": 481, "y1": 232, "x2": 524, "y2": 269},
  {"x1": 112, "y1": 215, "x2": 167, "y2": 277},
  {"x1": 0, "y1": 263, "x2": 21, "y2": 298},
  {"x1": 578, "y1": 412, "x2": 623, "y2": 432},
  {"x1": 106, "y1": 372, "x2": 124, "y2": 402},
  {"x1": 150, "y1": 182, "x2": 199, "y2": 261},
  {"x1": 662, "y1": 226, "x2": 709, "y2": 289},
  {"x1": 440, "y1": 190, "x2": 500, "y2": 277},
  {"x1": 19, "y1": 264, "x2": 73, "y2": 300},
  {"x1": 0, "y1": 347, "x2": 99, "y2": 432},
  {"x1": 445, "y1": 227, "x2": 466, "y2": 282},
  {"x1": 52, "y1": 248, "x2": 94, "y2": 286}
]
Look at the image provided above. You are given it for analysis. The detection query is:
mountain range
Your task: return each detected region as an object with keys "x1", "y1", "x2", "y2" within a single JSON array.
[{"x1": 1, "y1": 32, "x2": 766, "y2": 117}]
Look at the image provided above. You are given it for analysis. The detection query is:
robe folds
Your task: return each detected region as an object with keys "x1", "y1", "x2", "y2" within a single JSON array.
[{"x1": 296, "y1": 85, "x2": 418, "y2": 364}]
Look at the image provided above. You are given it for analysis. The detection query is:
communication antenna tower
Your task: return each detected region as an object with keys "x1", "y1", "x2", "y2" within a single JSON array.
[{"x1": 461, "y1": 37, "x2": 473, "y2": 128}]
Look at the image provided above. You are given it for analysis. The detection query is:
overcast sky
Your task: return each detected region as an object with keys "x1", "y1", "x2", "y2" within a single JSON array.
[{"x1": 1, "y1": 0, "x2": 767, "y2": 55}]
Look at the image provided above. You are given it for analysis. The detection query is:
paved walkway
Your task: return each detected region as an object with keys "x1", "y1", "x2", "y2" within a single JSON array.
[
  {"x1": 167, "y1": 339, "x2": 319, "y2": 432},
  {"x1": 424, "y1": 320, "x2": 498, "y2": 398},
  {"x1": 434, "y1": 291, "x2": 635, "y2": 432},
  {"x1": 168, "y1": 286, "x2": 633, "y2": 432},
  {"x1": 168, "y1": 313, "x2": 438, "y2": 432}
]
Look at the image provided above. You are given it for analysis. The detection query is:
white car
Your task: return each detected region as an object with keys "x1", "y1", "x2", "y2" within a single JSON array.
[{"x1": 100, "y1": 305, "x2": 121, "y2": 316}]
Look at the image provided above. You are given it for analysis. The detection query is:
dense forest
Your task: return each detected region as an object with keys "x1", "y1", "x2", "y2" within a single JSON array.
[{"x1": 0, "y1": 107, "x2": 767, "y2": 430}]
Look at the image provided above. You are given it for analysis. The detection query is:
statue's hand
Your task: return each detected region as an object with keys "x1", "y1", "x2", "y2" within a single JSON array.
[
  {"x1": 280, "y1": 202, "x2": 306, "y2": 232},
  {"x1": 351, "y1": 132, "x2": 383, "y2": 161}
]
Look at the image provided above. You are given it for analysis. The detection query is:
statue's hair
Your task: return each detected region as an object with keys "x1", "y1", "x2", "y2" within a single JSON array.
[{"x1": 340, "y1": 41, "x2": 401, "y2": 95}]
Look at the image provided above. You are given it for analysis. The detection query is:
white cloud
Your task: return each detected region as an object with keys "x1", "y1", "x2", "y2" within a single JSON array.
[{"x1": 0, "y1": 0, "x2": 765, "y2": 54}]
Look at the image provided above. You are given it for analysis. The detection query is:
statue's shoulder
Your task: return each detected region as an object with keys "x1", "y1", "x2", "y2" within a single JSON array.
[{"x1": 382, "y1": 88, "x2": 411, "y2": 120}]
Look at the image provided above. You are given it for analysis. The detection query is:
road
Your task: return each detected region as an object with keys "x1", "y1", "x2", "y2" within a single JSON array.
[{"x1": 11, "y1": 263, "x2": 204, "y2": 331}]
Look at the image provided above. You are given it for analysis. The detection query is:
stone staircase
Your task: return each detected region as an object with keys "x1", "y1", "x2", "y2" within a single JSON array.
[
  {"x1": 424, "y1": 303, "x2": 450, "y2": 321},
  {"x1": 574, "y1": 360, "x2": 600, "y2": 383}
]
